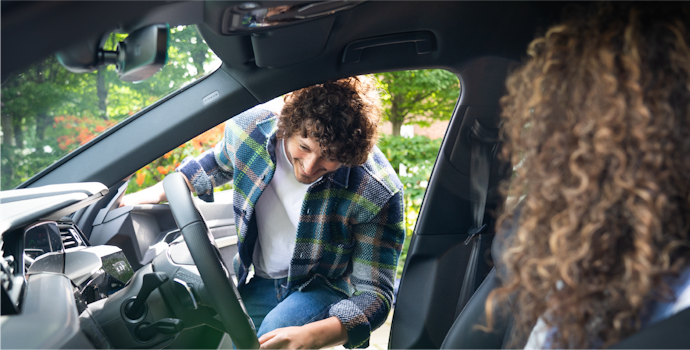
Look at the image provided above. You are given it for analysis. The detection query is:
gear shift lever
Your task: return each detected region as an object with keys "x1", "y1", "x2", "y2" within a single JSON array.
[{"x1": 124, "y1": 272, "x2": 168, "y2": 320}]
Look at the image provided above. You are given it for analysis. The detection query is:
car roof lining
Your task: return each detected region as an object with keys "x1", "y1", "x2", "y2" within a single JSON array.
[
  {"x1": 203, "y1": 1, "x2": 565, "y2": 103},
  {"x1": 2, "y1": 1, "x2": 567, "y2": 92}
]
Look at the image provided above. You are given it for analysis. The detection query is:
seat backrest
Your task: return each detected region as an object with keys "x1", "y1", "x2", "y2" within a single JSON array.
[
  {"x1": 440, "y1": 201, "x2": 525, "y2": 349},
  {"x1": 610, "y1": 306, "x2": 690, "y2": 349},
  {"x1": 440, "y1": 267, "x2": 511, "y2": 349}
]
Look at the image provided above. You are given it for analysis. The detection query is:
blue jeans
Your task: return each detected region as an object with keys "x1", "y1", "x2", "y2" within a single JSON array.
[{"x1": 240, "y1": 276, "x2": 346, "y2": 338}]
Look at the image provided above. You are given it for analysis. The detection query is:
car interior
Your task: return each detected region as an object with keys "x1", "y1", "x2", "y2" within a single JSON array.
[{"x1": 2, "y1": 1, "x2": 687, "y2": 349}]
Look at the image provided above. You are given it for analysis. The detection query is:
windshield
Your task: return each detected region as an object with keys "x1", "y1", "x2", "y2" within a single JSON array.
[{"x1": 0, "y1": 25, "x2": 221, "y2": 190}]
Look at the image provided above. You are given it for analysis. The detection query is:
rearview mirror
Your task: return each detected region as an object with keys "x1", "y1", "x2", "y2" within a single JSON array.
[
  {"x1": 115, "y1": 24, "x2": 169, "y2": 82},
  {"x1": 56, "y1": 24, "x2": 169, "y2": 82}
]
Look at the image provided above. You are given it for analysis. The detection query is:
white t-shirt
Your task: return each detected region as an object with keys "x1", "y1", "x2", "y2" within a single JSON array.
[{"x1": 252, "y1": 139, "x2": 316, "y2": 279}]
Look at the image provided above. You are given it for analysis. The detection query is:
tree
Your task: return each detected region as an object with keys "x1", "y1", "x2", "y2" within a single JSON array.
[
  {"x1": 0, "y1": 25, "x2": 217, "y2": 190},
  {"x1": 377, "y1": 70, "x2": 460, "y2": 136}
]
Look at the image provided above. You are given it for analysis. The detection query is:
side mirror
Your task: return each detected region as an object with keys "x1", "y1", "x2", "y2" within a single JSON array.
[{"x1": 56, "y1": 24, "x2": 169, "y2": 82}]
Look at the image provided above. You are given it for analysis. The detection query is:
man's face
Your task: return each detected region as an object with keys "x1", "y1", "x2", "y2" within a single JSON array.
[{"x1": 284, "y1": 134, "x2": 343, "y2": 184}]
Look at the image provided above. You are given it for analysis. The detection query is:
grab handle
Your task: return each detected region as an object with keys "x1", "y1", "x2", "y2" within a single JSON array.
[{"x1": 342, "y1": 31, "x2": 434, "y2": 63}]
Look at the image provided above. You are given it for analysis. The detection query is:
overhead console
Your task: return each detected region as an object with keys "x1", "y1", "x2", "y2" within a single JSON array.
[
  {"x1": 203, "y1": 1, "x2": 365, "y2": 68},
  {"x1": 222, "y1": 0, "x2": 367, "y2": 34},
  {"x1": 209, "y1": 1, "x2": 366, "y2": 35}
]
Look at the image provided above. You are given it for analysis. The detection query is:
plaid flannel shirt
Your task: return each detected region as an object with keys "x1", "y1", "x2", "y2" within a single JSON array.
[{"x1": 177, "y1": 106, "x2": 405, "y2": 348}]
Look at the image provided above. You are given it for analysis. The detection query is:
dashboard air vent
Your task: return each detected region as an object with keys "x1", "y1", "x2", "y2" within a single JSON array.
[{"x1": 58, "y1": 223, "x2": 85, "y2": 249}]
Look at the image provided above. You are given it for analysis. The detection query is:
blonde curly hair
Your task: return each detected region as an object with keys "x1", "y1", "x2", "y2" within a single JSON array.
[{"x1": 487, "y1": 3, "x2": 690, "y2": 348}]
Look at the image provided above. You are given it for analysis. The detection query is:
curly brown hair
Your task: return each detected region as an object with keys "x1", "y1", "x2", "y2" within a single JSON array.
[
  {"x1": 276, "y1": 76, "x2": 382, "y2": 166},
  {"x1": 486, "y1": 3, "x2": 690, "y2": 348}
]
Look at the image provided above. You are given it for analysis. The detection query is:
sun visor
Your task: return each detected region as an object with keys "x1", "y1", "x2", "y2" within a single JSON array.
[{"x1": 250, "y1": 15, "x2": 335, "y2": 68}]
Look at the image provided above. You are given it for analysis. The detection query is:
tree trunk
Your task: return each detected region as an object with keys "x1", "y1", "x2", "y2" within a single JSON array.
[
  {"x1": 97, "y1": 68, "x2": 108, "y2": 119},
  {"x1": 192, "y1": 51, "x2": 206, "y2": 76},
  {"x1": 391, "y1": 119, "x2": 403, "y2": 137},
  {"x1": 389, "y1": 95, "x2": 406, "y2": 137},
  {"x1": 191, "y1": 31, "x2": 206, "y2": 76},
  {"x1": 1, "y1": 114, "x2": 14, "y2": 146},
  {"x1": 13, "y1": 115, "x2": 23, "y2": 149},
  {"x1": 35, "y1": 114, "x2": 51, "y2": 142}
]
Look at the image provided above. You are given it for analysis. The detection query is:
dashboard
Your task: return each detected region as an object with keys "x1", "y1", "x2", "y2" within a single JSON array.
[
  {"x1": 0, "y1": 181, "x2": 240, "y2": 349},
  {"x1": 0, "y1": 183, "x2": 127, "y2": 348}
]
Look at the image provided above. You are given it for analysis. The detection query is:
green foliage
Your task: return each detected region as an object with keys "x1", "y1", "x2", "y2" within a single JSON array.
[
  {"x1": 377, "y1": 134, "x2": 443, "y2": 277},
  {"x1": 377, "y1": 70, "x2": 459, "y2": 136},
  {"x1": 1, "y1": 25, "x2": 218, "y2": 190}
]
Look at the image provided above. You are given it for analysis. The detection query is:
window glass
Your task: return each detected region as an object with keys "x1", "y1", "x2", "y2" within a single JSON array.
[
  {"x1": 0, "y1": 25, "x2": 221, "y2": 190},
  {"x1": 376, "y1": 69, "x2": 460, "y2": 276}
]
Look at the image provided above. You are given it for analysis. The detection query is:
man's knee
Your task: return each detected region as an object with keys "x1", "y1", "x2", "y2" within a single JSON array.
[{"x1": 256, "y1": 284, "x2": 344, "y2": 336}]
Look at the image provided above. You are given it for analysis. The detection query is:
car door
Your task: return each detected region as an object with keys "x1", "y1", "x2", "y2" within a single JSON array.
[{"x1": 389, "y1": 57, "x2": 514, "y2": 349}]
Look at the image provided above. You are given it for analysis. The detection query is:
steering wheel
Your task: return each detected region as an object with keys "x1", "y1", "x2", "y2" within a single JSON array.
[{"x1": 163, "y1": 173, "x2": 260, "y2": 349}]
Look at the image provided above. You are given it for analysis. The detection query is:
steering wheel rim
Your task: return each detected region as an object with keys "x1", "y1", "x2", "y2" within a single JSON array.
[{"x1": 163, "y1": 173, "x2": 259, "y2": 349}]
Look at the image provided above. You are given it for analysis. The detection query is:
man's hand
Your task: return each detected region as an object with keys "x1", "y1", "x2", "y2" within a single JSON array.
[
  {"x1": 119, "y1": 182, "x2": 167, "y2": 207},
  {"x1": 119, "y1": 175, "x2": 195, "y2": 207},
  {"x1": 258, "y1": 316, "x2": 348, "y2": 349}
]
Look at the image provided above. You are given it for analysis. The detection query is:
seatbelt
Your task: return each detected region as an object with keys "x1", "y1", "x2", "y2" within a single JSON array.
[{"x1": 455, "y1": 118, "x2": 499, "y2": 317}]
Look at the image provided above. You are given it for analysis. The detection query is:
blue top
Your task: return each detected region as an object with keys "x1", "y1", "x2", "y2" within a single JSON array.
[{"x1": 644, "y1": 266, "x2": 690, "y2": 326}]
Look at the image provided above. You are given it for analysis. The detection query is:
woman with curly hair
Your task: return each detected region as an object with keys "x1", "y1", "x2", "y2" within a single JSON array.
[{"x1": 488, "y1": 3, "x2": 690, "y2": 348}]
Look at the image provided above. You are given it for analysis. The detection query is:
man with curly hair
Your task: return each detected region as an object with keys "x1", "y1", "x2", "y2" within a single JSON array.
[{"x1": 122, "y1": 76, "x2": 404, "y2": 349}]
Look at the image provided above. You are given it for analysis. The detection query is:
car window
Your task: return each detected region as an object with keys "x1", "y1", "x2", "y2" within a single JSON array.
[
  {"x1": 121, "y1": 69, "x2": 458, "y2": 349},
  {"x1": 0, "y1": 25, "x2": 221, "y2": 190},
  {"x1": 126, "y1": 69, "x2": 460, "y2": 275}
]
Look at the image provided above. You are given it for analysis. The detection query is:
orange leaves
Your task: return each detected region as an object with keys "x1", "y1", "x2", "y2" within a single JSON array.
[
  {"x1": 57, "y1": 136, "x2": 72, "y2": 150},
  {"x1": 53, "y1": 115, "x2": 116, "y2": 151},
  {"x1": 190, "y1": 138, "x2": 203, "y2": 151},
  {"x1": 189, "y1": 124, "x2": 224, "y2": 151},
  {"x1": 77, "y1": 128, "x2": 95, "y2": 145},
  {"x1": 128, "y1": 123, "x2": 226, "y2": 193},
  {"x1": 136, "y1": 172, "x2": 146, "y2": 186}
]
